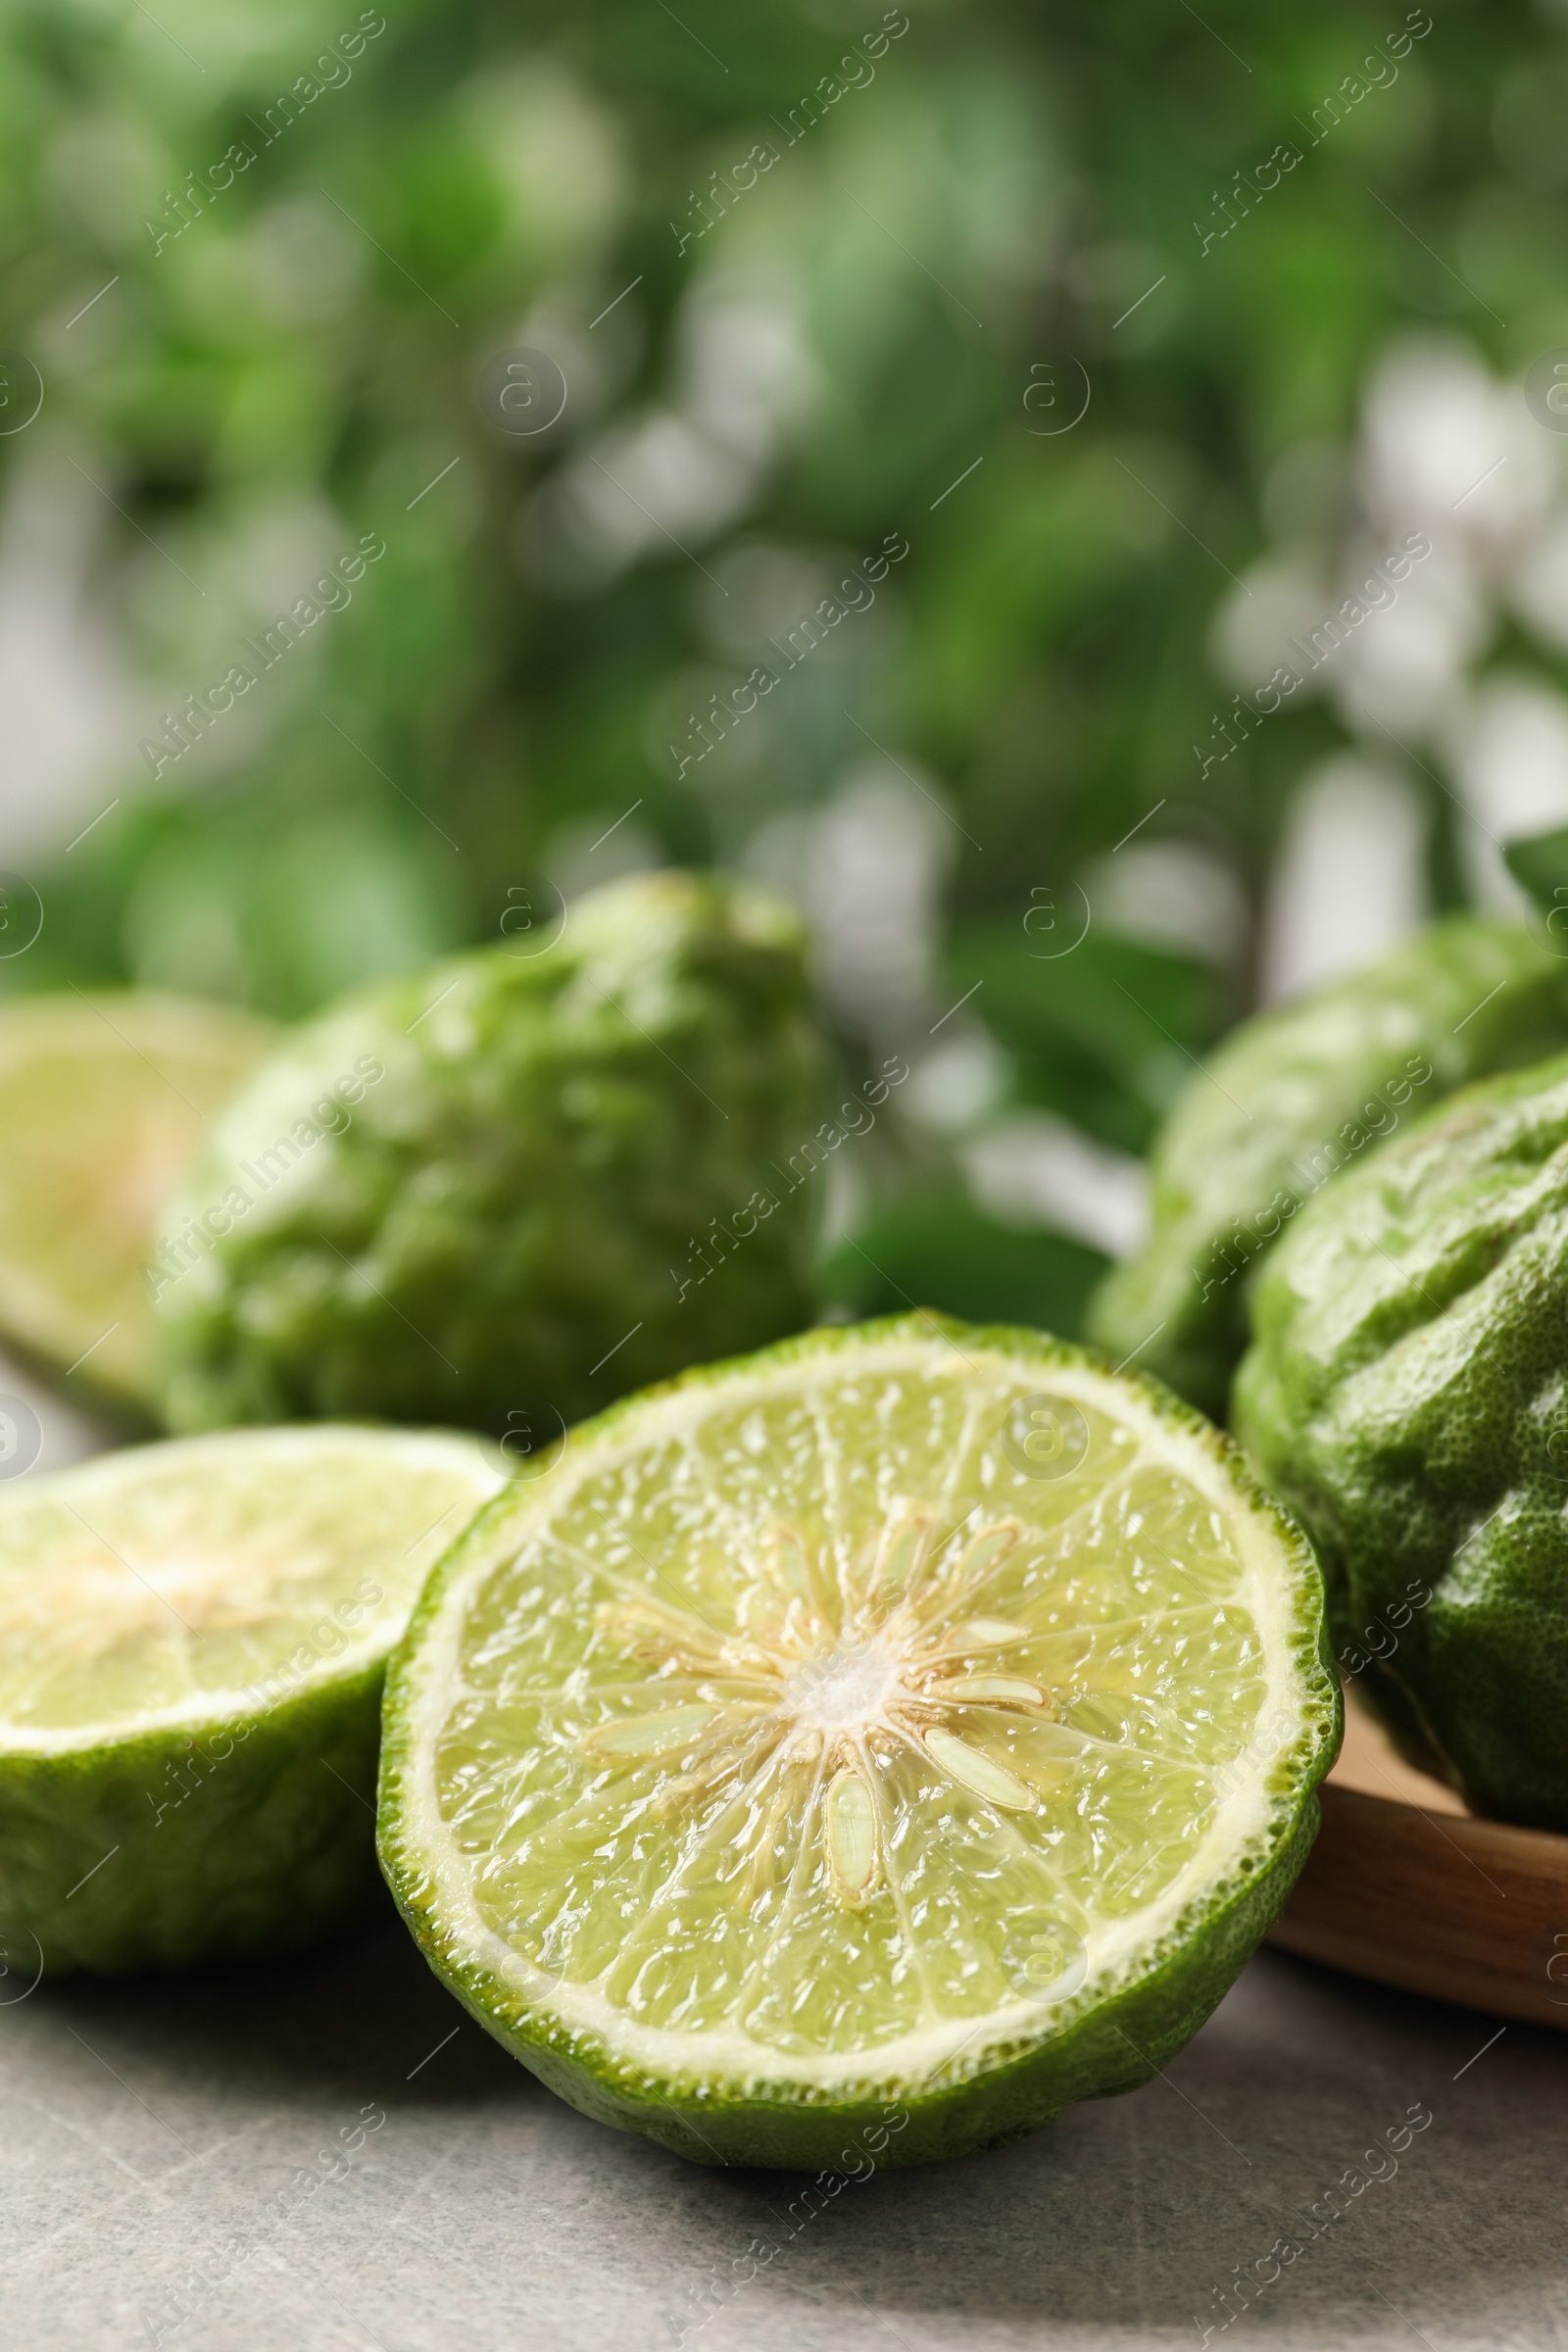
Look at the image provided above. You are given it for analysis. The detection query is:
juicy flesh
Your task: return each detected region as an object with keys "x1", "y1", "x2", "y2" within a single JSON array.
[
  {"x1": 429, "y1": 1361, "x2": 1287, "y2": 2061},
  {"x1": 0, "y1": 1442, "x2": 494, "y2": 1739},
  {"x1": 0, "y1": 1013, "x2": 270, "y2": 1390}
]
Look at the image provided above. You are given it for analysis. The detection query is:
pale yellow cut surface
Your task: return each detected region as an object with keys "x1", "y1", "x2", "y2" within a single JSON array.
[
  {"x1": 0, "y1": 992, "x2": 277, "y2": 1403},
  {"x1": 0, "y1": 1426, "x2": 504, "y2": 1749}
]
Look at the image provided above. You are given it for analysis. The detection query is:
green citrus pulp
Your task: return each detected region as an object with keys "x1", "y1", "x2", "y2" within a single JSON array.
[
  {"x1": 0, "y1": 1425, "x2": 502, "y2": 1975},
  {"x1": 0, "y1": 991, "x2": 277, "y2": 1409},
  {"x1": 378, "y1": 1317, "x2": 1337, "y2": 2170}
]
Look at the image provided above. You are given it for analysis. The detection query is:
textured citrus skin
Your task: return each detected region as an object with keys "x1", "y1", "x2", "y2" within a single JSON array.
[
  {"x1": 0, "y1": 1668, "x2": 388, "y2": 1977},
  {"x1": 1088, "y1": 919, "x2": 1568, "y2": 1420},
  {"x1": 1235, "y1": 1054, "x2": 1568, "y2": 1828},
  {"x1": 153, "y1": 872, "x2": 825, "y2": 1436},
  {"x1": 378, "y1": 1316, "x2": 1340, "y2": 2171}
]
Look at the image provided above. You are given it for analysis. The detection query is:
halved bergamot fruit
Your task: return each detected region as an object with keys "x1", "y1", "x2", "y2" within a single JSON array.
[
  {"x1": 0, "y1": 990, "x2": 277, "y2": 1411},
  {"x1": 378, "y1": 1316, "x2": 1338, "y2": 2170},
  {"x1": 0, "y1": 1425, "x2": 502, "y2": 1977}
]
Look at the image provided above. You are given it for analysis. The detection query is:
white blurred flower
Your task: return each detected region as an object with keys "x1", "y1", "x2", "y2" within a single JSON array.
[
  {"x1": 744, "y1": 760, "x2": 955, "y2": 1042},
  {"x1": 802, "y1": 761, "x2": 955, "y2": 1036},
  {"x1": 523, "y1": 270, "x2": 814, "y2": 592},
  {"x1": 1447, "y1": 674, "x2": 1568, "y2": 912},
  {"x1": 1507, "y1": 512, "x2": 1568, "y2": 651},
  {"x1": 1355, "y1": 336, "x2": 1556, "y2": 550},
  {"x1": 466, "y1": 60, "x2": 629, "y2": 266},
  {"x1": 1332, "y1": 541, "x2": 1488, "y2": 733},
  {"x1": 1259, "y1": 758, "x2": 1428, "y2": 1004},
  {"x1": 904, "y1": 1033, "x2": 1008, "y2": 1134},
  {"x1": 1081, "y1": 839, "x2": 1249, "y2": 969},
  {"x1": 1237, "y1": 338, "x2": 1568, "y2": 745},
  {"x1": 567, "y1": 408, "x2": 756, "y2": 563},
  {"x1": 676, "y1": 276, "x2": 816, "y2": 470},
  {"x1": 1237, "y1": 336, "x2": 1568, "y2": 996},
  {"x1": 1209, "y1": 556, "x2": 1327, "y2": 694},
  {"x1": 0, "y1": 444, "x2": 131, "y2": 859},
  {"x1": 960, "y1": 1110, "x2": 1149, "y2": 1258},
  {"x1": 1328, "y1": 337, "x2": 1568, "y2": 732}
]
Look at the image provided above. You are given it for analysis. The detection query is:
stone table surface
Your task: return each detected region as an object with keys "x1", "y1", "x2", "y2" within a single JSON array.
[{"x1": 0, "y1": 1355, "x2": 1563, "y2": 2352}]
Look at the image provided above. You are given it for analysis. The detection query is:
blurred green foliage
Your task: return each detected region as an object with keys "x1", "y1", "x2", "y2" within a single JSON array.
[
  {"x1": 0, "y1": 0, "x2": 1562, "y2": 1334},
  {"x1": 947, "y1": 923, "x2": 1229, "y2": 1153},
  {"x1": 822, "y1": 1193, "x2": 1108, "y2": 1333}
]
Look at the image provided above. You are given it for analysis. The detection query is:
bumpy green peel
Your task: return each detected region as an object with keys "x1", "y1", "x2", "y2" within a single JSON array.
[
  {"x1": 1235, "y1": 1051, "x2": 1568, "y2": 1828},
  {"x1": 1088, "y1": 918, "x2": 1568, "y2": 1420},
  {"x1": 151, "y1": 871, "x2": 826, "y2": 1436},
  {"x1": 1, "y1": 1665, "x2": 391, "y2": 1979}
]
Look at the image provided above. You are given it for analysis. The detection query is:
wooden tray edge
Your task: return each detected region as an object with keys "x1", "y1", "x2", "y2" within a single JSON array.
[{"x1": 1267, "y1": 1780, "x2": 1568, "y2": 2030}]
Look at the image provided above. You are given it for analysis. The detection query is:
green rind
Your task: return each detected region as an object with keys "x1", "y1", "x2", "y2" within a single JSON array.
[
  {"x1": 0, "y1": 1666, "x2": 388, "y2": 1978},
  {"x1": 1234, "y1": 1049, "x2": 1568, "y2": 1828},
  {"x1": 378, "y1": 1314, "x2": 1340, "y2": 2172},
  {"x1": 152, "y1": 871, "x2": 827, "y2": 1437},
  {"x1": 1087, "y1": 917, "x2": 1568, "y2": 1420},
  {"x1": 383, "y1": 1789, "x2": 1322, "y2": 2173}
]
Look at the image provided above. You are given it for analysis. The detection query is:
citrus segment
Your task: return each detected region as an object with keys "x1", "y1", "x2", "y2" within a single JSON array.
[{"x1": 378, "y1": 1317, "x2": 1337, "y2": 2168}]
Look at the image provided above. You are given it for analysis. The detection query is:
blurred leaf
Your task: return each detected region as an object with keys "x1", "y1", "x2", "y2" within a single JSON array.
[
  {"x1": 1503, "y1": 824, "x2": 1568, "y2": 925},
  {"x1": 946, "y1": 921, "x2": 1231, "y2": 1153},
  {"x1": 7, "y1": 784, "x2": 462, "y2": 1018},
  {"x1": 2, "y1": 0, "x2": 1563, "y2": 1228},
  {"x1": 822, "y1": 1193, "x2": 1108, "y2": 1343}
]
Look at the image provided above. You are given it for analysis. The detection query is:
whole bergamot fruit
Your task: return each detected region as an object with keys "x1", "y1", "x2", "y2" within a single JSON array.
[
  {"x1": 1233, "y1": 1051, "x2": 1568, "y2": 1829},
  {"x1": 151, "y1": 871, "x2": 827, "y2": 1437},
  {"x1": 1087, "y1": 918, "x2": 1568, "y2": 1421}
]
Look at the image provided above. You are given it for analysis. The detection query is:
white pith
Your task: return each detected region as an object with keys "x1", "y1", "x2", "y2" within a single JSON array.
[
  {"x1": 393, "y1": 1337, "x2": 1326, "y2": 2099},
  {"x1": 0, "y1": 1427, "x2": 503, "y2": 1755}
]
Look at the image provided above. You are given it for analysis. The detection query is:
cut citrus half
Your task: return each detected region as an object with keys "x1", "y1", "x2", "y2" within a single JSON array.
[
  {"x1": 378, "y1": 1316, "x2": 1338, "y2": 2170},
  {"x1": 0, "y1": 1425, "x2": 503, "y2": 1976},
  {"x1": 0, "y1": 991, "x2": 277, "y2": 1409}
]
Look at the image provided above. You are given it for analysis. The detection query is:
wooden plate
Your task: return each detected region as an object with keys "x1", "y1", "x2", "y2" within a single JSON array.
[{"x1": 1266, "y1": 1697, "x2": 1568, "y2": 2027}]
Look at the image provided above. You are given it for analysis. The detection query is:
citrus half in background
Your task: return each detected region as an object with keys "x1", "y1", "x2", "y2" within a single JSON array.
[
  {"x1": 0, "y1": 1425, "x2": 502, "y2": 1974},
  {"x1": 0, "y1": 991, "x2": 277, "y2": 1410}
]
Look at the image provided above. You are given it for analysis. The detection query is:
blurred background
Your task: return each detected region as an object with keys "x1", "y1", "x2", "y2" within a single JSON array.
[{"x1": 5, "y1": 0, "x2": 1568, "y2": 1342}]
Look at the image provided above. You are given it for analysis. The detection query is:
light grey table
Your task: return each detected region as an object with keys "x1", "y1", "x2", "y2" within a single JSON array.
[{"x1": 1, "y1": 1358, "x2": 1563, "y2": 2352}]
